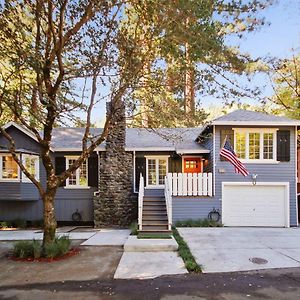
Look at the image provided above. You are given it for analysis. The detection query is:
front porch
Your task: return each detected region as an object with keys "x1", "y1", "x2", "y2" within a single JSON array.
[{"x1": 138, "y1": 172, "x2": 214, "y2": 233}]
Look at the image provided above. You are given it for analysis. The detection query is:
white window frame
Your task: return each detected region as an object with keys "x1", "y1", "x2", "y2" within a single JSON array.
[
  {"x1": 233, "y1": 128, "x2": 278, "y2": 163},
  {"x1": 65, "y1": 156, "x2": 90, "y2": 189},
  {"x1": 0, "y1": 153, "x2": 20, "y2": 182},
  {"x1": 22, "y1": 154, "x2": 40, "y2": 182},
  {"x1": 145, "y1": 156, "x2": 169, "y2": 189}
]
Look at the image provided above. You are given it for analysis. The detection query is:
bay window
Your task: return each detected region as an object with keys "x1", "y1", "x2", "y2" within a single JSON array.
[
  {"x1": 65, "y1": 157, "x2": 88, "y2": 188},
  {"x1": 234, "y1": 129, "x2": 277, "y2": 162},
  {"x1": 22, "y1": 155, "x2": 39, "y2": 182},
  {"x1": 0, "y1": 154, "x2": 19, "y2": 180}
]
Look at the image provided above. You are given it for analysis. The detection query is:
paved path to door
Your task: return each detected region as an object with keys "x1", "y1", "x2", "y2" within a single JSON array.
[{"x1": 179, "y1": 227, "x2": 300, "y2": 273}]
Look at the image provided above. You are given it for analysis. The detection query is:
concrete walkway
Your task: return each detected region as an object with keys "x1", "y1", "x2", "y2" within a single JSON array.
[
  {"x1": 0, "y1": 229, "x2": 97, "y2": 241},
  {"x1": 179, "y1": 227, "x2": 300, "y2": 273},
  {"x1": 114, "y1": 236, "x2": 187, "y2": 279},
  {"x1": 81, "y1": 229, "x2": 131, "y2": 246}
]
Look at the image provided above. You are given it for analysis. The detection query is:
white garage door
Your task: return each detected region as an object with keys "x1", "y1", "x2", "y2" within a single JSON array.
[{"x1": 222, "y1": 183, "x2": 289, "y2": 227}]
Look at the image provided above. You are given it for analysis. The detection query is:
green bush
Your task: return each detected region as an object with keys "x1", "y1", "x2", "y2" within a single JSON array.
[
  {"x1": 130, "y1": 222, "x2": 138, "y2": 235},
  {"x1": 12, "y1": 218, "x2": 27, "y2": 229},
  {"x1": 0, "y1": 221, "x2": 9, "y2": 229},
  {"x1": 13, "y1": 236, "x2": 71, "y2": 259},
  {"x1": 13, "y1": 241, "x2": 35, "y2": 258},
  {"x1": 44, "y1": 236, "x2": 71, "y2": 258},
  {"x1": 32, "y1": 240, "x2": 42, "y2": 259},
  {"x1": 175, "y1": 218, "x2": 222, "y2": 228}
]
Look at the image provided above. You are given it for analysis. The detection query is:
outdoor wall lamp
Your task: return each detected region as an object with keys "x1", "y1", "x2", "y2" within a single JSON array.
[{"x1": 251, "y1": 174, "x2": 258, "y2": 185}]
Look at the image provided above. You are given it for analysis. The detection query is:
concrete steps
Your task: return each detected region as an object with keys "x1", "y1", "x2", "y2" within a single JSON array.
[{"x1": 124, "y1": 236, "x2": 178, "y2": 252}]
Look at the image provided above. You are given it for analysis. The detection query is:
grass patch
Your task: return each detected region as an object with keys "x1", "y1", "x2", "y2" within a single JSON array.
[
  {"x1": 13, "y1": 236, "x2": 71, "y2": 259},
  {"x1": 172, "y1": 227, "x2": 202, "y2": 273},
  {"x1": 175, "y1": 218, "x2": 223, "y2": 228},
  {"x1": 137, "y1": 233, "x2": 172, "y2": 239}
]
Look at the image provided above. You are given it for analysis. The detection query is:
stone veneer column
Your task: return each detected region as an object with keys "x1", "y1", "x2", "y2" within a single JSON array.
[{"x1": 93, "y1": 100, "x2": 136, "y2": 227}]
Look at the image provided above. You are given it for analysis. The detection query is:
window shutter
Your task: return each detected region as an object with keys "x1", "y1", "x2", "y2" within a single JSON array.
[
  {"x1": 220, "y1": 129, "x2": 234, "y2": 161},
  {"x1": 277, "y1": 130, "x2": 290, "y2": 162},
  {"x1": 88, "y1": 155, "x2": 98, "y2": 187},
  {"x1": 55, "y1": 157, "x2": 66, "y2": 187},
  {"x1": 135, "y1": 157, "x2": 146, "y2": 191},
  {"x1": 169, "y1": 155, "x2": 182, "y2": 173}
]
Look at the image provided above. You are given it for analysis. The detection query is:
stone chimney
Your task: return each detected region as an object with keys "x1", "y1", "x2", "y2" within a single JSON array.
[{"x1": 93, "y1": 100, "x2": 136, "y2": 227}]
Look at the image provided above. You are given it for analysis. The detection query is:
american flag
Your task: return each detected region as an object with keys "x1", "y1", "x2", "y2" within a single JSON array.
[{"x1": 220, "y1": 137, "x2": 249, "y2": 177}]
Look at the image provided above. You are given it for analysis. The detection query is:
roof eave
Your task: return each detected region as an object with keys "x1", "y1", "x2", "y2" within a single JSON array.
[{"x1": 212, "y1": 121, "x2": 300, "y2": 126}]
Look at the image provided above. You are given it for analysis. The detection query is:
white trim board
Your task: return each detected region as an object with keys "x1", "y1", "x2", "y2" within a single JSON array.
[
  {"x1": 2, "y1": 122, "x2": 38, "y2": 142},
  {"x1": 213, "y1": 121, "x2": 300, "y2": 126}
]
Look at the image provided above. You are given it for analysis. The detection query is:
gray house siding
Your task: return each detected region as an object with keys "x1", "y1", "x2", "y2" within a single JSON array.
[
  {"x1": 214, "y1": 125, "x2": 297, "y2": 226},
  {"x1": 173, "y1": 197, "x2": 219, "y2": 222},
  {"x1": 173, "y1": 125, "x2": 297, "y2": 226},
  {"x1": 0, "y1": 126, "x2": 97, "y2": 221}
]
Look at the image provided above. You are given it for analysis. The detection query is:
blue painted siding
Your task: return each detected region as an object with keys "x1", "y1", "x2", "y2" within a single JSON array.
[
  {"x1": 214, "y1": 125, "x2": 297, "y2": 226},
  {"x1": 173, "y1": 125, "x2": 298, "y2": 226},
  {"x1": 0, "y1": 127, "x2": 97, "y2": 221}
]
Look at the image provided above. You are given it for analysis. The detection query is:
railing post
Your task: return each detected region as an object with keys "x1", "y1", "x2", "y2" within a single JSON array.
[{"x1": 138, "y1": 174, "x2": 144, "y2": 231}]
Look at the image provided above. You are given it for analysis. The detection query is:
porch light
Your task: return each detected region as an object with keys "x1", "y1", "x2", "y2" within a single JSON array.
[{"x1": 251, "y1": 174, "x2": 258, "y2": 185}]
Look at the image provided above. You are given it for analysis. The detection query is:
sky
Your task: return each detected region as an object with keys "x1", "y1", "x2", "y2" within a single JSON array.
[{"x1": 90, "y1": 0, "x2": 300, "y2": 126}]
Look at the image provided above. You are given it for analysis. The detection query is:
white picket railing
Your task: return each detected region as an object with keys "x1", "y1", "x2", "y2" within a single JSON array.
[
  {"x1": 168, "y1": 173, "x2": 213, "y2": 196},
  {"x1": 138, "y1": 174, "x2": 144, "y2": 230},
  {"x1": 164, "y1": 175, "x2": 172, "y2": 230}
]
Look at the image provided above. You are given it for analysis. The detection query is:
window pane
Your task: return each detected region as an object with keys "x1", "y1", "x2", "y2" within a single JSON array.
[
  {"x1": 249, "y1": 133, "x2": 260, "y2": 159},
  {"x1": 2, "y1": 156, "x2": 18, "y2": 179},
  {"x1": 158, "y1": 159, "x2": 167, "y2": 185},
  {"x1": 148, "y1": 159, "x2": 157, "y2": 185},
  {"x1": 235, "y1": 133, "x2": 246, "y2": 159},
  {"x1": 68, "y1": 159, "x2": 77, "y2": 185},
  {"x1": 263, "y1": 133, "x2": 273, "y2": 159},
  {"x1": 25, "y1": 157, "x2": 36, "y2": 178},
  {"x1": 79, "y1": 160, "x2": 87, "y2": 186}
]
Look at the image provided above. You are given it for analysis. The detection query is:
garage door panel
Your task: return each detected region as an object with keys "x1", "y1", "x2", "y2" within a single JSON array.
[{"x1": 222, "y1": 184, "x2": 288, "y2": 227}]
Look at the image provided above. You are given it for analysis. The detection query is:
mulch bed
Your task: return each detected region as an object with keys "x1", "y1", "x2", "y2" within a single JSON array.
[{"x1": 7, "y1": 248, "x2": 80, "y2": 263}]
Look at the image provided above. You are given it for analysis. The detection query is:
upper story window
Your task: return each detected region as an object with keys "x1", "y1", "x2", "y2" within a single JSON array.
[
  {"x1": 22, "y1": 155, "x2": 39, "y2": 182},
  {"x1": 0, "y1": 154, "x2": 19, "y2": 180},
  {"x1": 65, "y1": 157, "x2": 88, "y2": 188},
  {"x1": 233, "y1": 128, "x2": 277, "y2": 163}
]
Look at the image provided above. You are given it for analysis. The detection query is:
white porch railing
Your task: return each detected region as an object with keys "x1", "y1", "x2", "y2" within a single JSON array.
[
  {"x1": 164, "y1": 175, "x2": 172, "y2": 230},
  {"x1": 167, "y1": 173, "x2": 213, "y2": 197},
  {"x1": 138, "y1": 174, "x2": 144, "y2": 230}
]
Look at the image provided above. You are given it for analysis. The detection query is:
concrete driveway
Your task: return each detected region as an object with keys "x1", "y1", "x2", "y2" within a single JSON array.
[{"x1": 178, "y1": 227, "x2": 300, "y2": 273}]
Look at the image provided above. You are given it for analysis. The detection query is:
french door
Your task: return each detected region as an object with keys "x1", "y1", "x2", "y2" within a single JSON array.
[{"x1": 146, "y1": 157, "x2": 168, "y2": 188}]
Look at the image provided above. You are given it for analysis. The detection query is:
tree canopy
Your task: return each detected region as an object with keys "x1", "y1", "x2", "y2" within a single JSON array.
[{"x1": 124, "y1": 0, "x2": 272, "y2": 127}]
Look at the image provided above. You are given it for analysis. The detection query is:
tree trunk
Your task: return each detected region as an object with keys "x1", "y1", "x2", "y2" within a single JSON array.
[
  {"x1": 184, "y1": 40, "x2": 195, "y2": 116},
  {"x1": 42, "y1": 189, "x2": 57, "y2": 246}
]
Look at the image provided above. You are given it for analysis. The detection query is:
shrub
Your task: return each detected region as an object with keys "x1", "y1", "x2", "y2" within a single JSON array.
[
  {"x1": 32, "y1": 240, "x2": 42, "y2": 259},
  {"x1": 13, "y1": 241, "x2": 35, "y2": 258},
  {"x1": 13, "y1": 237, "x2": 71, "y2": 259},
  {"x1": 12, "y1": 218, "x2": 27, "y2": 229},
  {"x1": 0, "y1": 221, "x2": 9, "y2": 229},
  {"x1": 175, "y1": 218, "x2": 222, "y2": 228},
  {"x1": 44, "y1": 236, "x2": 71, "y2": 258},
  {"x1": 130, "y1": 222, "x2": 138, "y2": 235}
]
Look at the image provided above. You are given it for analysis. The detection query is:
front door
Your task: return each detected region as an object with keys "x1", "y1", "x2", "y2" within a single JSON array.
[
  {"x1": 146, "y1": 157, "x2": 168, "y2": 188},
  {"x1": 183, "y1": 157, "x2": 202, "y2": 173}
]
